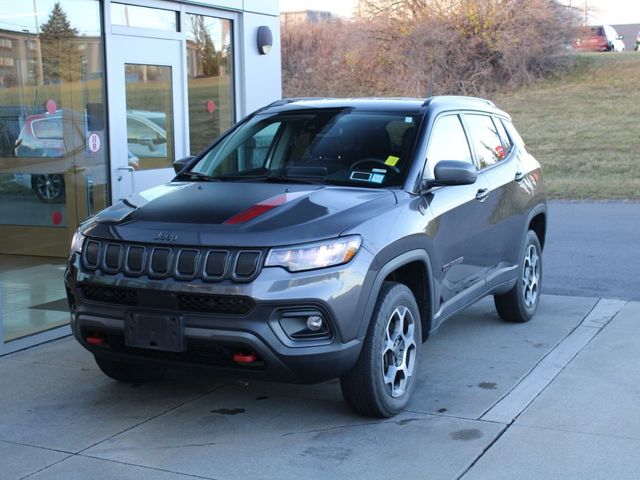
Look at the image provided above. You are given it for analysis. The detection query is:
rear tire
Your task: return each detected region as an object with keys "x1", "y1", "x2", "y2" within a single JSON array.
[
  {"x1": 95, "y1": 356, "x2": 166, "y2": 383},
  {"x1": 340, "y1": 282, "x2": 422, "y2": 418},
  {"x1": 494, "y1": 230, "x2": 542, "y2": 323}
]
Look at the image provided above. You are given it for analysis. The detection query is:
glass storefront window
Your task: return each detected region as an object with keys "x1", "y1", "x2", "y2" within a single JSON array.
[
  {"x1": 185, "y1": 13, "x2": 234, "y2": 155},
  {"x1": 0, "y1": 0, "x2": 109, "y2": 341},
  {"x1": 111, "y1": 3, "x2": 179, "y2": 32},
  {"x1": 124, "y1": 64, "x2": 174, "y2": 170}
]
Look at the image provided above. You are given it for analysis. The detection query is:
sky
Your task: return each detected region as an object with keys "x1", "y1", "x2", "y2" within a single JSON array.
[{"x1": 279, "y1": 0, "x2": 640, "y2": 25}]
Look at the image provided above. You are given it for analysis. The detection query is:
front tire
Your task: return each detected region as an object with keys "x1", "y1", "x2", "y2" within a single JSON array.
[
  {"x1": 95, "y1": 356, "x2": 166, "y2": 383},
  {"x1": 340, "y1": 282, "x2": 422, "y2": 418},
  {"x1": 494, "y1": 230, "x2": 542, "y2": 323}
]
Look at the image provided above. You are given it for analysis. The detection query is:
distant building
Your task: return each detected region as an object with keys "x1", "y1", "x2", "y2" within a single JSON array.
[{"x1": 280, "y1": 10, "x2": 336, "y2": 27}]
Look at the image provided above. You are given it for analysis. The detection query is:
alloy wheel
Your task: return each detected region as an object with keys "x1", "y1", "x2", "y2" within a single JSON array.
[
  {"x1": 522, "y1": 244, "x2": 540, "y2": 308},
  {"x1": 381, "y1": 305, "x2": 417, "y2": 398}
]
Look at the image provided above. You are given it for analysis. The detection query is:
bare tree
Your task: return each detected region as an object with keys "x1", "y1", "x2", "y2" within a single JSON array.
[{"x1": 282, "y1": 0, "x2": 581, "y2": 98}]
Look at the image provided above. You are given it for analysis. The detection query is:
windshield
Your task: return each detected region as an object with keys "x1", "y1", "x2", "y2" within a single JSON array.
[{"x1": 189, "y1": 109, "x2": 421, "y2": 187}]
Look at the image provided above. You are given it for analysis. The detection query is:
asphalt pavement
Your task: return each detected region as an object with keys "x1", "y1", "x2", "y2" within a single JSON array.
[{"x1": 543, "y1": 200, "x2": 640, "y2": 301}]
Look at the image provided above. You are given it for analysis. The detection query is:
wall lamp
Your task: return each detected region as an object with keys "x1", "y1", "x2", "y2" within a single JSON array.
[{"x1": 257, "y1": 26, "x2": 273, "y2": 55}]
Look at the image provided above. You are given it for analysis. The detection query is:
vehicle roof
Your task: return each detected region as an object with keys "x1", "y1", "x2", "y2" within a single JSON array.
[
  {"x1": 265, "y1": 97, "x2": 426, "y2": 113},
  {"x1": 263, "y1": 96, "x2": 508, "y2": 117}
]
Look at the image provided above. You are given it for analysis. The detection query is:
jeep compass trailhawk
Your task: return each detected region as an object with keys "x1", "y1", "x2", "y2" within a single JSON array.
[{"x1": 66, "y1": 97, "x2": 546, "y2": 417}]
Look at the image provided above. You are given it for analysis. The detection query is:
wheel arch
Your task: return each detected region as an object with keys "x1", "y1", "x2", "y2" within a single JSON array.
[
  {"x1": 527, "y1": 205, "x2": 547, "y2": 251},
  {"x1": 357, "y1": 249, "x2": 434, "y2": 342}
]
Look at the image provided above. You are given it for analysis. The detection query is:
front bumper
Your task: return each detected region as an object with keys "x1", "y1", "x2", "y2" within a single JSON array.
[{"x1": 65, "y1": 249, "x2": 373, "y2": 383}]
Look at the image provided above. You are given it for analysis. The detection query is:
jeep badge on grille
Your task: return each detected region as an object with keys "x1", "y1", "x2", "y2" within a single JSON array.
[{"x1": 154, "y1": 232, "x2": 178, "y2": 242}]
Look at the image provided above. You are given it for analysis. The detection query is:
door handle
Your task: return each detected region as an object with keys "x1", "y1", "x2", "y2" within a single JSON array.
[
  {"x1": 514, "y1": 171, "x2": 525, "y2": 182},
  {"x1": 116, "y1": 166, "x2": 135, "y2": 181},
  {"x1": 475, "y1": 188, "x2": 490, "y2": 202}
]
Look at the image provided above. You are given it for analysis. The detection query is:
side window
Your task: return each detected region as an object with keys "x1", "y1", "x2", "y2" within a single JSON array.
[
  {"x1": 425, "y1": 114, "x2": 472, "y2": 178},
  {"x1": 464, "y1": 114, "x2": 507, "y2": 169},
  {"x1": 194, "y1": 121, "x2": 281, "y2": 175},
  {"x1": 250, "y1": 123, "x2": 280, "y2": 168},
  {"x1": 493, "y1": 117, "x2": 513, "y2": 157}
]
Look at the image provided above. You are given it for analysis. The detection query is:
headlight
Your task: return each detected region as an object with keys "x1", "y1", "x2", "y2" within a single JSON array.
[
  {"x1": 70, "y1": 230, "x2": 86, "y2": 254},
  {"x1": 265, "y1": 236, "x2": 361, "y2": 272}
]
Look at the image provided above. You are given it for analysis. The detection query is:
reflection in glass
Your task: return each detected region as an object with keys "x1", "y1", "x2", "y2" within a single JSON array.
[
  {"x1": 125, "y1": 64, "x2": 173, "y2": 170},
  {"x1": 185, "y1": 14, "x2": 234, "y2": 154},
  {"x1": 111, "y1": 3, "x2": 178, "y2": 32},
  {"x1": 0, "y1": 0, "x2": 109, "y2": 341}
]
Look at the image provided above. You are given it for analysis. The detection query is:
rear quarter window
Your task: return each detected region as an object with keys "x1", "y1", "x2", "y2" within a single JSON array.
[
  {"x1": 463, "y1": 113, "x2": 506, "y2": 169},
  {"x1": 493, "y1": 117, "x2": 513, "y2": 157}
]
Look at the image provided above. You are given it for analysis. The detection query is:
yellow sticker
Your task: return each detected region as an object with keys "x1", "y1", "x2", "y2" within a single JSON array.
[{"x1": 385, "y1": 155, "x2": 400, "y2": 166}]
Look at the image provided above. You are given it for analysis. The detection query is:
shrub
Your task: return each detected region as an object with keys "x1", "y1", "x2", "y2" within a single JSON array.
[{"x1": 281, "y1": 0, "x2": 581, "y2": 97}]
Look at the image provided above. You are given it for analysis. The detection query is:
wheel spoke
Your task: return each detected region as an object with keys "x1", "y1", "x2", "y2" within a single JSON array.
[
  {"x1": 383, "y1": 364, "x2": 398, "y2": 387},
  {"x1": 381, "y1": 303, "x2": 417, "y2": 398}
]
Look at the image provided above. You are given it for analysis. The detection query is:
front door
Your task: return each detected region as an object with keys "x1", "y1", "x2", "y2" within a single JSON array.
[
  {"x1": 423, "y1": 113, "x2": 493, "y2": 320},
  {"x1": 107, "y1": 34, "x2": 186, "y2": 200}
]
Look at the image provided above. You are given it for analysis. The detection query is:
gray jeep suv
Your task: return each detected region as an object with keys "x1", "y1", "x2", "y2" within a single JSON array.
[{"x1": 65, "y1": 96, "x2": 546, "y2": 417}]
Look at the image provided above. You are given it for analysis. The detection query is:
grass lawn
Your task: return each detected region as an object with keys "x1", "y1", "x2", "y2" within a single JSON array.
[{"x1": 493, "y1": 52, "x2": 640, "y2": 199}]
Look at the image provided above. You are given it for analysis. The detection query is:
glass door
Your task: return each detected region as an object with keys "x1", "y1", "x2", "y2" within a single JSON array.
[{"x1": 107, "y1": 34, "x2": 186, "y2": 199}]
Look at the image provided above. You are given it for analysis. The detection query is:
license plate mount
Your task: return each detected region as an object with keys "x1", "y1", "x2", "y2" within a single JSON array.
[{"x1": 125, "y1": 312, "x2": 184, "y2": 352}]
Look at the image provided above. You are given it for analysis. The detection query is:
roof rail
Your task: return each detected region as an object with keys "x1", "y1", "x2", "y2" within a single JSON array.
[
  {"x1": 267, "y1": 97, "x2": 331, "y2": 107},
  {"x1": 422, "y1": 95, "x2": 496, "y2": 108}
]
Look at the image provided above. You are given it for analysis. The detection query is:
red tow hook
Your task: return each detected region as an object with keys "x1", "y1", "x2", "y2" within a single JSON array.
[
  {"x1": 233, "y1": 351, "x2": 258, "y2": 364},
  {"x1": 86, "y1": 335, "x2": 105, "y2": 346}
]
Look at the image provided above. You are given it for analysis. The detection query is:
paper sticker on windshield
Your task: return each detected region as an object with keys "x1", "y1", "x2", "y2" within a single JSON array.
[
  {"x1": 350, "y1": 171, "x2": 385, "y2": 184},
  {"x1": 385, "y1": 155, "x2": 399, "y2": 167},
  {"x1": 404, "y1": 117, "x2": 413, "y2": 123}
]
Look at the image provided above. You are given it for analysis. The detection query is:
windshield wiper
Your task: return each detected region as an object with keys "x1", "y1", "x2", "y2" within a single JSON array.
[
  {"x1": 176, "y1": 171, "x2": 219, "y2": 181},
  {"x1": 265, "y1": 167, "x2": 327, "y2": 184},
  {"x1": 214, "y1": 174, "x2": 271, "y2": 181},
  {"x1": 263, "y1": 174, "x2": 325, "y2": 185}
]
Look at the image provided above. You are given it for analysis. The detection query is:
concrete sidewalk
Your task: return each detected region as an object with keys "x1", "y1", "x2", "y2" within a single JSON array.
[{"x1": 0, "y1": 295, "x2": 636, "y2": 480}]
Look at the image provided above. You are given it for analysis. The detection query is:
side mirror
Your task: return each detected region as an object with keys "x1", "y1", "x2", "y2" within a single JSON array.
[
  {"x1": 431, "y1": 160, "x2": 477, "y2": 187},
  {"x1": 173, "y1": 155, "x2": 194, "y2": 174},
  {"x1": 618, "y1": 35, "x2": 624, "y2": 40}
]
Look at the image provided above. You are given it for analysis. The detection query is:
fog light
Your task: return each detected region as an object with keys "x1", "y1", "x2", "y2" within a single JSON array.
[{"x1": 307, "y1": 315, "x2": 323, "y2": 331}]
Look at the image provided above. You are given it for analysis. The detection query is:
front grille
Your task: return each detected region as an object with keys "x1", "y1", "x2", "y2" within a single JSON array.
[
  {"x1": 127, "y1": 245, "x2": 145, "y2": 272},
  {"x1": 234, "y1": 251, "x2": 261, "y2": 279},
  {"x1": 82, "y1": 285, "x2": 138, "y2": 306},
  {"x1": 84, "y1": 240, "x2": 100, "y2": 267},
  {"x1": 205, "y1": 250, "x2": 228, "y2": 278},
  {"x1": 104, "y1": 244, "x2": 122, "y2": 271},
  {"x1": 81, "y1": 240, "x2": 263, "y2": 283},
  {"x1": 177, "y1": 293, "x2": 255, "y2": 315},
  {"x1": 177, "y1": 249, "x2": 198, "y2": 277},
  {"x1": 150, "y1": 248, "x2": 171, "y2": 275},
  {"x1": 79, "y1": 284, "x2": 255, "y2": 315}
]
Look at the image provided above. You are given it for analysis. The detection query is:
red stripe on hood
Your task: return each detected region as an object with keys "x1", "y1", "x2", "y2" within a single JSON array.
[{"x1": 224, "y1": 191, "x2": 310, "y2": 224}]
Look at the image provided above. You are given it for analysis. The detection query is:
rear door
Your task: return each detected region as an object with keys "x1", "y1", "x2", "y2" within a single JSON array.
[{"x1": 461, "y1": 113, "x2": 523, "y2": 288}]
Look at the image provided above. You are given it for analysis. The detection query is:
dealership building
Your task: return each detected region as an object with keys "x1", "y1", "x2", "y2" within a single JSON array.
[{"x1": 0, "y1": 0, "x2": 281, "y2": 354}]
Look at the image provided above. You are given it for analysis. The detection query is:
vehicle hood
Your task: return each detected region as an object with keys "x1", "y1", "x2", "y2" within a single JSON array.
[{"x1": 87, "y1": 181, "x2": 397, "y2": 247}]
